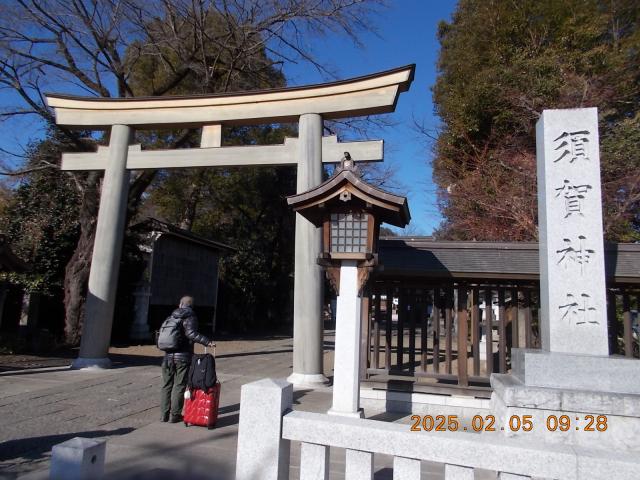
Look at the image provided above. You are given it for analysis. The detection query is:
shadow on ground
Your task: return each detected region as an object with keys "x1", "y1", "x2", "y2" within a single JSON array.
[
  {"x1": 113, "y1": 333, "x2": 293, "y2": 348},
  {"x1": 0, "y1": 366, "x2": 72, "y2": 377},
  {"x1": 111, "y1": 467, "x2": 224, "y2": 480},
  {"x1": 292, "y1": 389, "x2": 313, "y2": 405},
  {"x1": 108, "y1": 347, "x2": 295, "y2": 368},
  {"x1": 367, "y1": 411, "x2": 409, "y2": 422},
  {"x1": 0, "y1": 428, "x2": 134, "y2": 462},
  {"x1": 104, "y1": 431, "x2": 238, "y2": 480},
  {"x1": 216, "y1": 348, "x2": 293, "y2": 359},
  {"x1": 375, "y1": 467, "x2": 394, "y2": 479},
  {"x1": 208, "y1": 332, "x2": 292, "y2": 342},
  {"x1": 0, "y1": 351, "x2": 75, "y2": 373},
  {"x1": 109, "y1": 353, "x2": 163, "y2": 368}
]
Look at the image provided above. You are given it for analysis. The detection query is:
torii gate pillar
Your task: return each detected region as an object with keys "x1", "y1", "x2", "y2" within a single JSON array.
[
  {"x1": 289, "y1": 113, "x2": 326, "y2": 385},
  {"x1": 72, "y1": 125, "x2": 132, "y2": 369}
]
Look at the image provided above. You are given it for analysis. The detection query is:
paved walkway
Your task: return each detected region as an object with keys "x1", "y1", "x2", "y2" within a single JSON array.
[
  {"x1": 0, "y1": 333, "x2": 471, "y2": 480},
  {"x1": 0, "y1": 335, "x2": 300, "y2": 479}
]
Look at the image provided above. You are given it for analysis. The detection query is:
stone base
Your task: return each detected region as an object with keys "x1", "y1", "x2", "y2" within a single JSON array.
[
  {"x1": 360, "y1": 388, "x2": 491, "y2": 417},
  {"x1": 491, "y1": 373, "x2": 640, "y2": 452},
  {"x1": 71, "y1": 357, "x2": 112, "y2": 370},
  {"x1": 50, "y1": 437, "x2": 106, "y2": 480},
  {"x1": 237, "y1": 379, "x2": 292, "y2": 480},
  {"x1": 327, "y1": 407, "x2": 364, "y2": 419},
  {"x1": 512, "y1": 348, "x2": 640, "y2": 394},
  {"x1": 286, "y1": 372, "x2": 330, "y2": 388}
]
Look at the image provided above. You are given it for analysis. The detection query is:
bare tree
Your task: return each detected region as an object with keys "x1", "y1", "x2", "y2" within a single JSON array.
[{"x1": 0, "y1": 0, "x2": 385, "y2": 344}]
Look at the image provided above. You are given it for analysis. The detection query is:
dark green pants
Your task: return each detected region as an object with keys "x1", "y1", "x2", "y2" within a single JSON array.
[{"x1": 160, "y1": 356, "x2": 190, "y2": 418}]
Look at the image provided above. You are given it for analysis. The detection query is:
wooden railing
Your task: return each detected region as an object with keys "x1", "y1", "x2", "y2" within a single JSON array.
[{"x1": 364, "y1": 281, "x2": 639, "y2": 389}]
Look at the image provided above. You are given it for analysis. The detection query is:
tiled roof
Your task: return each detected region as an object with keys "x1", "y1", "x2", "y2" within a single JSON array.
[
  {"x1": 133, "y1": 218, "x2": 235, "y2": 253},
  {"x1": 377, "y1": 237, "x2": 640, "y2": 283}
]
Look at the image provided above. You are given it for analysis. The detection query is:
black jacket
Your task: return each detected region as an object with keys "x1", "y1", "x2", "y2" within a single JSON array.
[{"x1": 164, "y1": 307, "x2": 212, "y2": 363}]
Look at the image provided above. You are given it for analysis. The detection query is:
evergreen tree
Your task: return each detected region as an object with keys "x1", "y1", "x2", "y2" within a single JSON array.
[
  {"x1": 147, "y1": 124, "x2": 297, "y2": 331},
  {"x1": 431, "y1": 0, "x2": 640, "y2": 241},
  {"x1": 1, "y1": 133, "x2": 81, "y2": 333},
  {"x1": 2, "y1": 134, "x2": 79, "y2": 288}
]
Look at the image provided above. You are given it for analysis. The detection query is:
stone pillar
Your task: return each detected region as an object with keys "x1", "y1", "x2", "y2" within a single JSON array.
[
  {"x1": 18, "y1": 290, "x2": 41, "y2": 344},
  {"x1": 129, "y1": 283, "x2": 151, "y2": 342},
  {"x1": 73, "y1": 124, "x2": 132, "y2": 369},
  {"x1": 18, "y1": 291, "x2": 33, "y2": 334},
  {"x1": 329, "y1": 260, "x2": 364, "y2": 418},
  {"x1": 202, "y1": 123, "x2": 221, "y2": 335},
  {"x1": 490, "y1": 108, "x2": 640, "y2": 453},
  {"x1": 537, "y1": 107, "x2": 608, "y2": 355},
  {"x1": 288, "y1": 113, "x2": 327, "y2": 387},
  {"x1": 236, "y1": 378, "x2": 292, "y2": 480},
  {"x1": 50, "y1": 437, "x2": 106, "y2": 480},
  {"x1": 444, "y1": 464, "x2": 473, "y2": 480},
  {"x1": 345, "y1": 449, "x2": 373, "y2": 480},
  {"x1": 299, "y1": 443, "x2": 329, "y2": 480},
  {"x1": 393, "y1": 457, "x2": 421, "y2": 480}
]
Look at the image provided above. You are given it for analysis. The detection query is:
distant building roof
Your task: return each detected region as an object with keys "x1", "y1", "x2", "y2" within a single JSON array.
[
  {"x1": 377, "y1": 237, "x2": 640, "y2": 284},
  {"x1": 134, "y1": 218, "x2": 235, "y2": 253}
]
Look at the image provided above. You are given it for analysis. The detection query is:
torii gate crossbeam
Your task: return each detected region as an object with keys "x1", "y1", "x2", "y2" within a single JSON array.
[
  {"x1": 59, "y1": 136, "x2": 384, "y2": 170},
  {"x1": 45, "y1": 65, "x2": 414, "y2": 386}
]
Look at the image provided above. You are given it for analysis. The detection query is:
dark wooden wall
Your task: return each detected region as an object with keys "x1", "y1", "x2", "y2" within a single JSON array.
[{"x1": 149, "y1": 235, "x2": 220, "y2": 307}]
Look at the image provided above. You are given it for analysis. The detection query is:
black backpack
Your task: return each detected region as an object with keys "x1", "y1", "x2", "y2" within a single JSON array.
[
  {"x1": 188, "y1": 353, "x2": 217, "y2": 390},
  {"x1": 156, "y1": 315, "x2": 184, "y2": 351}
]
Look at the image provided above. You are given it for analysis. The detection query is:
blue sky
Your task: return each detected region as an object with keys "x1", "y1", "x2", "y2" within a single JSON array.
[
  {"x1": 283, "y1": 1, "x2": 458, "y2": 234},
  {"x1": 0, "y1": 1, "x2": 457, "y2": 234}
]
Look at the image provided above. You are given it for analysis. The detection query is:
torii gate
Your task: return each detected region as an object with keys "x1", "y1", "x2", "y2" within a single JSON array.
[{"x1": 46, "y1": 65, "x2": 414, "y2": 384}]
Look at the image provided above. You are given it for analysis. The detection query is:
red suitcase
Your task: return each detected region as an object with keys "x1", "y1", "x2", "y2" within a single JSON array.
[{"x1": 183, "y1": 382, "x2": 221, "y2": 429}]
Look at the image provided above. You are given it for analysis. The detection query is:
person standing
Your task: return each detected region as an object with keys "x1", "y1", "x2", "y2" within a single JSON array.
[{"x1": 159, "y1": 295, "x2": 215, "y2": 423}]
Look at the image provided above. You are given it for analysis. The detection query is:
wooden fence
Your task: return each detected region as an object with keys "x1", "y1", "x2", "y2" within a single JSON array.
[{"x1": 363, "y1": 280, "x2": 639, "y2": 390}]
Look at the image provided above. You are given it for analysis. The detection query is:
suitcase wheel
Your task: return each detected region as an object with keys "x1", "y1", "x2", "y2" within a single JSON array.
[{"x1": 184, "y1": 422, "x2": 189, "y2": 427}]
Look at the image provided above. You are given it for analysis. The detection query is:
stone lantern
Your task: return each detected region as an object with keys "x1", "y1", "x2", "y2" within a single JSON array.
[{"x1": 288, "y1": 154, "x2": 410, "y2": 417}]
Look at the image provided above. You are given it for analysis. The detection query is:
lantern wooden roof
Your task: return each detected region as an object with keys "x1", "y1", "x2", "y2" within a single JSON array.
[{"x1": 287, "y1": 156, "x2": 410, "y2": 228}]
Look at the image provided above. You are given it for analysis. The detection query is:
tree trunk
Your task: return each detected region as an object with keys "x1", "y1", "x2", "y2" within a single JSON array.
[
  {"x1": 179, "y1": 180, "x2": 202, "y2": 231},
  {"x1": 62, "y1": 169, "x2": 157, "y2": 346},
  {"x1": 63, "y1": 172, "x2": 100, "y2": 345}
]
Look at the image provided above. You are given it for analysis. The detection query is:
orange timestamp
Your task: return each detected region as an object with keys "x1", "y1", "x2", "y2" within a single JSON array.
[{"x1": 409, "y1": 414, "x2": 609, "y2": 432}]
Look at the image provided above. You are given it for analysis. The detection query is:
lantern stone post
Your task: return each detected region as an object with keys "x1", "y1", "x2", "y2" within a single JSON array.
[
  {"x1": 329, "y1": 259, "x2": 364, "y2": 416},
  {"x1": 287, "y1": 157, "x2": 410, "y2": 416}
]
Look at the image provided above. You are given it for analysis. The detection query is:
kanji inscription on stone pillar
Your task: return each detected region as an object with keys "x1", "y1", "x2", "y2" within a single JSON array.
[{"x1": 536, "y1": 108, "x2": 608, "y2": 356}]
